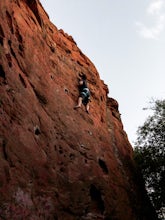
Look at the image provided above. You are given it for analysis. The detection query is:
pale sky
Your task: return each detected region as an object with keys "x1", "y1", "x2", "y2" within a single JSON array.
[{"x1": 40, "y1": 0, "x2": 165, "y2": 145}]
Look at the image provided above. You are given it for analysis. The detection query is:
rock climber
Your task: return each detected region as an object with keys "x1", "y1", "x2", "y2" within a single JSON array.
[{"x1": 74, "y1": 73, "x2": 90, "y2": 113}]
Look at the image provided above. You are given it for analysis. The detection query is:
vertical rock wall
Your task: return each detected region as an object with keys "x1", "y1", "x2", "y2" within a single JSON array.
[{"x1": 0, "y1": 0, "x2": 157, "y2": 219}]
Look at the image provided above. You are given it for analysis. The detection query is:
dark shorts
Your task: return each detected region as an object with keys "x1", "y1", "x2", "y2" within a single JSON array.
[{"x1": 80, "y1": 88, "x2": 90, "y2": 105}]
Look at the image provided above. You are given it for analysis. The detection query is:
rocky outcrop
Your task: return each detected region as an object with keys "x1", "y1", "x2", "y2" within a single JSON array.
[{"x1": 0, "y1": 0, "x2": 157, "y2": 219}]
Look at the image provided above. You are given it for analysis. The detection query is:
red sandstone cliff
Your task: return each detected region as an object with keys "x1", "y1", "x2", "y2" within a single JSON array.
[{"x1": 0, "y1": 0, "x2": 157, "y2": 219}]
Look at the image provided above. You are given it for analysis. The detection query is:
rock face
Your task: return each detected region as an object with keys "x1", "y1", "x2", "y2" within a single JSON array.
[{"x1": 0, "y1": 1, "x2": 157, "y2": 219}]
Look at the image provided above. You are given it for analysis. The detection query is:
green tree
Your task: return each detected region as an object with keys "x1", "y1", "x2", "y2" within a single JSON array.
[{"x1": 134, "y1": 99, "x2": 165, "y2": 219}]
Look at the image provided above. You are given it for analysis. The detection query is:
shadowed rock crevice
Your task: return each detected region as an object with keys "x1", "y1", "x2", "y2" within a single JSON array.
[
  {"x1": 98, "y1": 158, "x2": 109, "y2": 174},
  {"x1": 34, "y1": 126, "x2": 41, "y2": 135},
  {"x1": 25, "y1": 0, "x2": 43, "y2": 27},
  {"x1": 90, "y1": 184, "x2": 105, "y2": 214},
  {"x1": 0, "y1": 24, "x2": 4, "y2": 45},
  {"x1": 15, "y1": 26, "x2": 25, "y2": 56},
  {"x1": 2, "y1": 139, "x2": 8, "y2": 161},
  {"x1": 19, "y1": 74, "x2": 27, "y2": 88},
  {"x1": 6, "y1": 11, "x2": 14, "y2": 34},
  {"x1": 5, "y1": 53, "x2": 12, "y2": 68},
  {"x1": 33, "y1": 88, "x2": 48, "y2": 105},
  {"x1": 0, "y1": 64, "x2": 6, "y2": 80}
]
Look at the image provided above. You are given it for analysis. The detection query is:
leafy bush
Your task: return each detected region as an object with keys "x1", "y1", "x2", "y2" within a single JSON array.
[{"x1": 134, "y1": 99, "x2": 165, "y2": 219}]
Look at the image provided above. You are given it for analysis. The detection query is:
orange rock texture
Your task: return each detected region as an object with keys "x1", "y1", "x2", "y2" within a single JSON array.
[{"x1": 0, "y1": 0, "x2": 157, "y2": 219}]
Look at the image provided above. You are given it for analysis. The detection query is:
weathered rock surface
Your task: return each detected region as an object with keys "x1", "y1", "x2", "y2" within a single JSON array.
[{"x1": 0, "y1": 0, "x2": 157, "y2": 219}]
